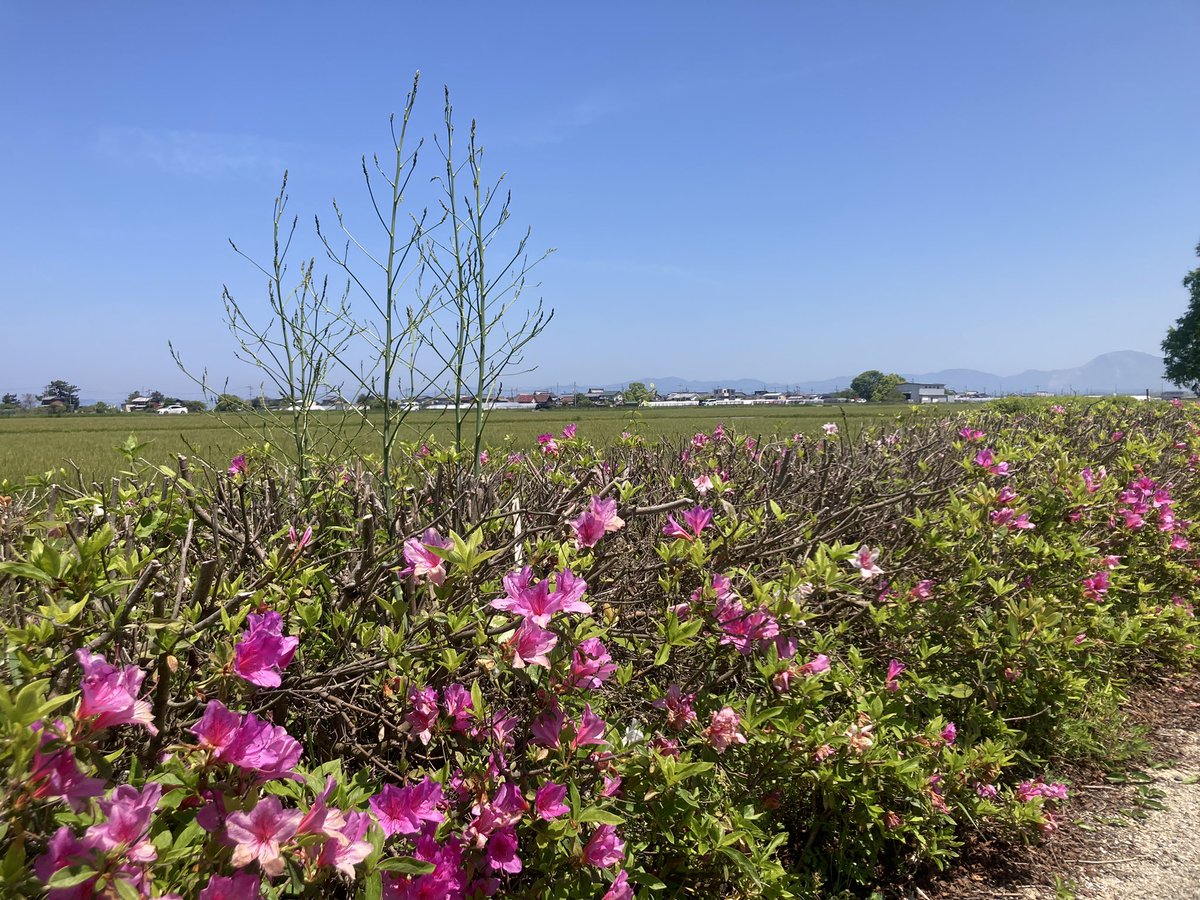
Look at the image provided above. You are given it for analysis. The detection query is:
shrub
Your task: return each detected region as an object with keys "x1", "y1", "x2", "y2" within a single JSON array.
[{"x1": 0, "y1": 401, "x2": 1198, "y2": 898}]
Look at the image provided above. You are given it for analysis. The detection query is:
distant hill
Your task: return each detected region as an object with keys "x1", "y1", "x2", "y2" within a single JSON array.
[{"x1": 584, "y1": 351, "x2": 1169, "y2": 397}]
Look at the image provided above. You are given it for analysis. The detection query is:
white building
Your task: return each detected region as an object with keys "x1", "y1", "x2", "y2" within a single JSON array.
[{"x1": 897, "y1": 382, "x2": 948, "y2": 404}]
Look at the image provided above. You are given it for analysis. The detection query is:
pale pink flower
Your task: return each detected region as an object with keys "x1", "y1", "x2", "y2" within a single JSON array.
[
  {"x1": 814, "y1": 743, "x2": 836, "y2": 762},
  {"x1": 797, "y1": 653, "x2": 830, "y2": 676},
  {"x1": 855, "y1": 546, "x2": 883, "y2": 580},
  {"x1": 313, "y1": 811, "x2": 371, "y2": 878},
  {"x1": 974, "y1": 781, "x2": 998, "y2": 799},
  {"x1": 910, "y1": 580, "x2": 934, "y2": 600},
  {"x1": 226, "y1": 795, "x2": 301, "y2": 877},
  {"x1": 845, "y1": 721, "x2": 874, "y2": 753},
  {"x1": 693, "y1": 474, "x2": 713, "y2": 495},
  {"x1": 75, "y1": 650, "x2": 157, "y2": 734},
  {"x1": 405, "y1": 685, "x2": 440, "y2": 744},
  {"x1": 703, "y1": 706, "x2": 746, "y2": 753},
  {"x1": 582, "y1": 825, "x2": 625, "y2": 868},
  {"x1": 822, "y1": 422, "x2": 838, "y2": 435}
]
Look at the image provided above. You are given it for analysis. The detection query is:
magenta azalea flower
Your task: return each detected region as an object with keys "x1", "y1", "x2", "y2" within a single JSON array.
[
  {"x1": 405, "y1": 685, "x2": 440, "y2": 744},
  {"x1": 369, "y1": 777, "x2": 445, "y2": 838},
  {"x1": 233, "y1": 611, "x2": 299, "y2": 688},
  {"x1": 570, "y1": 638, "x2": 617, "y2": 689},
  {"x1": 886, "y1": 658, "x2": 906, "y2": 692},
  {"x1": 75, "y1": 649, "x2": 157, "y2": 734},
  {"x1": 663, "y1": 506, "x2": 713, "y2": 541},
  {"x1": 604, "y1": 870, "x2": 634, "y2": 900},
  {"x1": 703, "y1": 706, "x2": 746, "y2": 753},
  {"x1": 974, "y1": 448, "x2": 1009, "y2": 475},
  {"x1": 86, "y1": 782, "x2": 162, "y2": 865},
  {"x1": 228, "y1": 454, "x2": 247, "y2": 476},
  {"x1": 314, "y1": 811, "x2": 372, "y2": 878},
  {"x1": 442, "y1": 683, "x2": 474, "y2": 733},
  {"x1": 507, "y1": 620, "x2": 558, "y2": 669},
  {"x1": 534, "y1": 781, "x2": 570, "y2": 820},
  {"x1": 571, "y1": 496, "x2": 625, "y2": 548},
  {"x1": 198, "y1": 872, "x2": 262, "y2": 900},
  {"x1": 531, "y1": 704, "x2": 566, "y2": 749},
  {"x1": 652, "y1": 684, "x2": 696, "y2": 731},
  {"x1": 941, "y1": 722, "x2": 957, "y2": 744},
  {"x1": 959, "y1": 427, "x2": 985, "y2": 442},
  {"x1": 225, "y1": 795, "x2": 302, "y2": 877},
  {"x1": 562, "y1": 423, "x2": 577, "y2": 439},
  {"x1": 287, "y1": 524, "x2": 313, "y2": 550},
  {"x1": 400, "y1": 528, "x2": 451, "y2": 585},
  {"x1": 582, "y1": 825, "x2": 626, "y2": 868},
  {"x1": 571, "y1": 704, "x2": 608, "y2": 750},
  {"x1": 485, "y1": 827, "x2": 522, "y2": 873},
  {"x1": 29, "y1": 722, "x2": 104, "y2": 811},
  {"x1": 190, "y1": 702, "x2": 303, "y2": 781},
  {"x1": 798, "y1": 653, "x2": 830, "y2": 676},
  {"x1": 491, "y1": 567, "x2": 591, "y2": 626}
]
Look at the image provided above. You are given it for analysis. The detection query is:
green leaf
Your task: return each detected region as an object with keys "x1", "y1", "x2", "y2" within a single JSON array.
[
  {"x1": 377, "y1": 856, "x2": 437, "y2": 875},
  {"x1": 47, "y1": 867, "x2": 97, "y2": 889},
  {"x1": 576, "y1": 806, "x2": 625, "y2": 826}
]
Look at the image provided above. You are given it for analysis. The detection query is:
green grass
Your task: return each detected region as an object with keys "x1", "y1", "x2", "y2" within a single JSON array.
[{"x1": 0, "y1": 404, "x2": 920, "y2": 485}]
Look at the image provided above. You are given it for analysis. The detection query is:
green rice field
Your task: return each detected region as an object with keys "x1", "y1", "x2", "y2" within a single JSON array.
[{"x1": 0, "y1": 404, "x2": 923, "y2": 485}]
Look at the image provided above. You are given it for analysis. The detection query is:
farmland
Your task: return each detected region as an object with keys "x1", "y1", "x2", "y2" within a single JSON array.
[{"x1": 0, "y1": 403, "x2": 917, "y2": 484}]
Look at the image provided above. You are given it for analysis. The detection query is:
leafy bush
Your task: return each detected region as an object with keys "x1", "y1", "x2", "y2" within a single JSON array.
[{"x1": 1, "y1": 401, "x2": 1197, "y2": 898}]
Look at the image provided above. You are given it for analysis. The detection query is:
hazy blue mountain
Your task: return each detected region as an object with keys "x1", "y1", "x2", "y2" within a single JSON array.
[{"x1": 576, "y1": 351, "x2": 1168, "y2": 397}]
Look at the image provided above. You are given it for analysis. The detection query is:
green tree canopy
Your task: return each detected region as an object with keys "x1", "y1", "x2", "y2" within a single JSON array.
[
  {"x1": 849, "y1": 370, "x2": 906, "y2": 402},
  {"x1": 1163, "y1": 242, "x2": 1200, "y2": 394},
  {"x1": 625, "y1": 381, "x2": 655, "y2": 405},
  {"x1": 214, "y1": 393, "x2": 245, "y2": 412},
  {"x1": 43, "y1": 380, "x2": 80, "y2": 410}
]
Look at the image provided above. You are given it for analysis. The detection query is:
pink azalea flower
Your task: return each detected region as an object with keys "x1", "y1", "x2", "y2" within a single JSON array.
[
  {"x1": 507, "y1": 620, "x2": 558, "y2": 669},
  {"x1": 400, "y1": 528, "x2": 451, "y2": 585},
  {"x1": 797, "y1": 653, "x2": 830, "y2": 676},
  {"x1": 582, "y1": 825, "x2": 626, "y2": 868},
  {"x1": 534, "y1": 782, "x2": 570, "y2": 820},
  {"x1": 530, "y1": 704, "x2": 566, "y2": 749},
  {"x1": 562, "y1": 423, "x2": 577, "y2": 439},
  {"x1": 228, "y1": 454, "x2": 247, "y2": 476},
  {"x1": 855, "y1": 546, "x2": 883, "y2": 580},
  {"x1": 75, "y1": 650, "x2": 157, "y2": 734},
  {"x1": 1082, "y1": 571, "x2": 1109, "y2": 601},
  {"x1": 287, "y1": 524, "x2": 313, "y2": 550},
  {"x1": 491, "y1": 567, "x2": 591, "y2": 625},
  {"x1": 198, "y1": 872, "x2": 262, "y2": 900},
  {"x1": 845, "y1": 720, "x2": 874, "y2": 753},
  {"x1": 652, "y1": 684, "x2": 697, "y2": 731},
  {"x1": 822, "y1": 422, "x2": 838, "y2": 435},
  {"x1": 87, "y1": 782, "x2": 162, "y2": 865},
  {"x1": 703, "y1": 706, "x2": 746, "y2": 753},
  {"x1": 974, "y1": 448, "x2": 1009, "y2": 475},
  {"x1": 886, "y1": 658, "x2": 906, "y2": 692},
  {"x1": 233, "y1": 611, "x2": 299, "y2": 688},
  {"x1": 814, "y1": 743, "x2": 836, "y2": 761},
  {"x1": 995, "y1": 485, "x2": 1017, "y2": 504},
  {"x1": 910, "y1": 580, "x2": 934, "y2": 600},
  {"x1": 190, "y1": 705, "x2": 303, "y2": 782},
  {"x1": 571, "y1": 704, "x2": 608, "y2": 750},
  {"x1": 29, "y1": 722, "x2": 104, "y2": 811},
  {"x1": 974, "y1": 781, "x2": 999, "y2": 799},
  {"x1": 442, "y1": 684, "x2": 474, "y2": 733},
  {"x1": 941, "y1": 722, "x2": 957, "y2": 744},
  {"x1": 370, "y1": 777, "x2": 445, "y2": 838},
  {"x1": 571, "y1": 497, "x2": 625, "y2": 549},
  {"x1": 662, "y1": 506, "x2": 713, "y2": 541},
  {"x1": 570, "y1": 638, "x2": 617, "y2": 689},
  {"x1": 485, "y1": 828, "x2": 522, "y2": 874},
  {"x1": 604, "y1": 870, "x2": 633, "y2": 900},
  {"x1": 405, "y1": 685, "x2": 440, "y2": 744},
  {"x1": 34, "y1": 826, "x2": 93, "y2": 895},
  {"x1": 601, "y1": 775, "x2": 622, "y2": 797},
  {"x1": 225, "y1": 795, "x2": 301, "y2": 877},
  {"x1": 1172, "y1": 533, "x2": 1191, "y2": 550},
  {"x1": 693, "y1": 474, "x2": 713, "y2": 494},
  {"x1": 537, "y1": 433, "x2": 559, "y2": 455},
  {"x1": 959, "y1": 427, "x2": 985, "y2": 442}
]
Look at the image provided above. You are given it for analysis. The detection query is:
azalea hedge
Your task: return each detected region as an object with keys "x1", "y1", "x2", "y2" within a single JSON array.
[{"x1": 1, "y1": 401, "x2": 1199, "y2": 899}]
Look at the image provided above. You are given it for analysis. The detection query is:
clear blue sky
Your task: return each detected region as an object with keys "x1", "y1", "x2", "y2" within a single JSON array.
[{"x1": 2, "y1": 1, "x2": 1198, "y2": 400}]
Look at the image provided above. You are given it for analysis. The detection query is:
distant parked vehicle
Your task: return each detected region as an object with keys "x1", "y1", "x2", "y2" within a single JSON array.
[{"x1": 157, "y1": 405, "x2": 189, "y2": 415}]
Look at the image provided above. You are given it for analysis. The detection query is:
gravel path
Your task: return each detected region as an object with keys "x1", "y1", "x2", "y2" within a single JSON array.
[{"x1": 1071, "y1": 727, "x2": 1200, "y2": 900}]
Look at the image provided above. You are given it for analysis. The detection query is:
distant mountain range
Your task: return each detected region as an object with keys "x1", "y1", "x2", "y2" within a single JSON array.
[{"x1": 587, "y1": 351, "x2": 1171, "y2": 397}]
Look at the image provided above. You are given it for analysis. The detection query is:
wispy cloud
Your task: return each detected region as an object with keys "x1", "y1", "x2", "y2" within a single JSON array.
[
  {"x1": 493, "y1": 90, "x2": 629, "y2": 148},
  {"x1": 94, "y1": 126, "x2": 297, "y2": 178}
]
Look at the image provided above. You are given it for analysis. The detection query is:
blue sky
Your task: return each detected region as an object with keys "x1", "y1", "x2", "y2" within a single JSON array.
[{"x1": 2, "y1": 1, "x2": 1198, "y2": 400}]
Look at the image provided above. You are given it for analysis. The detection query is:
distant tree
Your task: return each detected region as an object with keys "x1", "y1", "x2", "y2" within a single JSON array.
[
  {"x1": 90, "y1": 401, "x2": 112, "y2": 414},
  {"x1": 1163, "y1": 242, "x2": 1200, "y2": 393},
  {"x1": 573, "y1": 393, "x2": 594, "y2": 408},
  {"x1": 19, "y1": 393, "x2": 36, "y2": 410},
  {"x1": 1, "y1": 393, "x2": 16, "y2": 407},
  {"x1": 43, "y1": 380, "x2": 80, "y2": 410},
  {"x1": 149, "y1": 390, "x2": 166, "y2": 408},
  {"x1": 214, "y1": 393, "x2": 245, "y2": 412},
  {"x1": 850, "y1": 370, "x2": 905, "y2": 402},
  {"x1": 625, "y1": 381, "x2": 655, "y2": 405},
  {"x1": 182, "y1": 400, "x2": 207, "y2": 413},
  {"x1": 874, "y1": 373, "x2": 905, "y2": 403}
]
